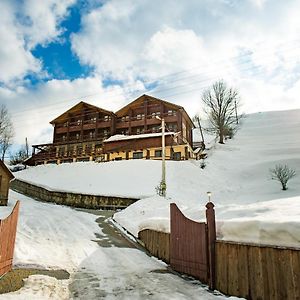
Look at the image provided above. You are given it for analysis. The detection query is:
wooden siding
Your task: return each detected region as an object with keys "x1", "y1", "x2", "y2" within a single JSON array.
[
  {"x1": 0, "y1": 161, "x2": 14, "y2": 205},
  {"x1": 0, "y1": 201, "x2": 19, "y2": 275},
  {"x1": 216, "y1": 241, "x2": 300, "y2": 300}
]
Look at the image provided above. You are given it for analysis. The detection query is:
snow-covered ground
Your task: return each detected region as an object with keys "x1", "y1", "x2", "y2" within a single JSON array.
[
  {"x1": 0, "y1": 191, "x2": 229, "y2": 299},
  {"x1": 15, "y1": 109, "x2": 300, "y2": 247}
]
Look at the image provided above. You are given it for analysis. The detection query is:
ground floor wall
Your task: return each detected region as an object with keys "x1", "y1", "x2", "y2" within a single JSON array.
[
  {"x1": 105, "y1": 144, "x2": 194, "y2": 162},
  {"x1": 10, "y1": 179, "x2": 139, "y2": 210}
]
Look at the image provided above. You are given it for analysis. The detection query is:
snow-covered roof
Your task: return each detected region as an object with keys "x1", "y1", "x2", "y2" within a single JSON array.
[{"x1": 104, "y1": 132, "x2": 175, "y2": 143}]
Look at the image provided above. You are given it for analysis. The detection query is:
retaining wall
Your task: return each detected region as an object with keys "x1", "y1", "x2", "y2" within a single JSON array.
[{"x1": 11, "y1": 179, "x2": 139, "y2": 210}]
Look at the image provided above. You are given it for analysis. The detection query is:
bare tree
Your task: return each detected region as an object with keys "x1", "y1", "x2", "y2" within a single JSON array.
[
  {"x1": 0, "y1": 105, "x2": 14, "y2": 161},
  {"x1": 10, "y1": 145, "x2": 28, "y2": 165},
  {"x1": 202, "y1": 80, "x2": 240, "y2": 144},
  {"x1": 270, "y1": 164, "x2": 296, "y2": 190}
]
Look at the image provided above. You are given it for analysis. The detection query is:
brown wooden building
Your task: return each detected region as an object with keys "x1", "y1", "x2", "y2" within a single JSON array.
[
  {"x1": 0, "y1": 160, "x2": 14, "y2": 206},
  {"x1": 27, "y1": 94, "x2": 195, "y2": 165}
]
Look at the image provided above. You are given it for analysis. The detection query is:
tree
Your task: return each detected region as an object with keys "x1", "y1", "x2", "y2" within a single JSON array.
[
  {"x1": 10, "y1": 146, "x2": 28, "y2": 165},
  {"x1": 0, "y1": 105, "x2": 14, "y2": 161},
  {"x1": 202, "y1": 80, "x2": 240, "y2": 144},
  {"x1": 270, "y1": 164, "x2": 296, "y2": 190}
]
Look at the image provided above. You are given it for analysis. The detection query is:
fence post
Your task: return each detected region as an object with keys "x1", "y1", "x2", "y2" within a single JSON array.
[{"x1": 206, "y1": 202, "x2": 216, "y2": 290}]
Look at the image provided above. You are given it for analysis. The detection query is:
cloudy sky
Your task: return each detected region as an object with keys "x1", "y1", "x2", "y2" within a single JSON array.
[{"x1": 1, "y1": 0, "x2": 300, "y2": 148}]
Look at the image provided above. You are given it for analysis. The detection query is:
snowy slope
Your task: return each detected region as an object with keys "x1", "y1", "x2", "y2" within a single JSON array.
[{"x1": 15, "y1": 109, "x2": 300, "y2": 247}]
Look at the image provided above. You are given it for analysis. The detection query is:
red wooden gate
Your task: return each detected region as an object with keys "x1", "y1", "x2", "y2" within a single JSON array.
[
  {"x1": 170, "y1": 202, "x2": 216, "y2": 289},
  {"x1": 0, "y1": 201, "x2": 20, "y2": 276}
]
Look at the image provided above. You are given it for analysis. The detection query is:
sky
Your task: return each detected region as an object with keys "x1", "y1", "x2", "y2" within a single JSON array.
[{"x1": 1, "y1": 0, "x2": 300, "y2": 148}]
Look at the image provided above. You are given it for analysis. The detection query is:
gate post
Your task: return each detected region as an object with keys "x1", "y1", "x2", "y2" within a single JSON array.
[{"x1": 206, "y1": 202, "x2": 216, "y2": 290}]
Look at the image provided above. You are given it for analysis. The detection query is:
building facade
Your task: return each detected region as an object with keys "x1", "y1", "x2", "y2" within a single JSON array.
[{"x1": 28, "y1": 94, "x2": 195, "y2": 165}]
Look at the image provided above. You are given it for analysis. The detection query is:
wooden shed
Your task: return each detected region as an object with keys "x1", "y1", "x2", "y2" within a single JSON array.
[{"x1": 0, "y1": 160, "x2": 14, "y2": 206}]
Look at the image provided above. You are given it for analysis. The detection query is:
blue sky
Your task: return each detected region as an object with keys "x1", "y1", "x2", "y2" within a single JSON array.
[{"x1": 1, "y1": 0, "x2": 300, "y2": 147}]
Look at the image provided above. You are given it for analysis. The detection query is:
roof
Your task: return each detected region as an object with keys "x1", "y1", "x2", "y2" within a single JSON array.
[
  {"x1": 0, "y1": 160, "x2": 15, "y2": 180},
  {"x1": 104, "y1": 132, "x2": 175, "y2": 143},
  {"x1": 116, "y1": 94, "x2": 176, "y2": 112},
  {"x1": 50, "y1": 101, "x2": 115, "y2": 124},
  {"x1": 116, "y1": 94, "x2": 195, "y2": 128}
]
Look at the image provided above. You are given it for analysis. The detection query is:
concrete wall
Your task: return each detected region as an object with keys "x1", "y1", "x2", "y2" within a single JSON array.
[{"x1": 11, "y1": 179, "x2": 139, "y2": 210}]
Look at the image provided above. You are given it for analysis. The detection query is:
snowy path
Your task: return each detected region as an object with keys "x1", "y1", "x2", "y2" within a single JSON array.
[{"x1": 1, "y1": 191, "x2": 232, "y2": 299}]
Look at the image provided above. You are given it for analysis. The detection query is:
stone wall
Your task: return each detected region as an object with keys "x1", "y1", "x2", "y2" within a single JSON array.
[{"x1": 11, "y1": 179, "x2": 139, "y2": 210}]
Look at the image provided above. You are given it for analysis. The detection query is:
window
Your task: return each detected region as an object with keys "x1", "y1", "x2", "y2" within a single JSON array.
[
  {"x1": 173, "y1": 152, "x2": 181, "y2": 161},
  {"x1": 91, "y1": 117, "x2": 97, "y2": 123},
  {"x1": 168, "y1": 124, "x2": 177, "y2": 132},
  {"x1": 89, "y1": 131, "x2": 95, "y2": 138},
  {"x1": 76, "y1": 133, "x2": 80, "y2": 140},
  {"x1": 104, "y1": 115, "x2": 111, "y2": 121},
  {"x1": 136, "y1": 114, "x2": 142, "y2": 120},
  {"x1": 114, "y1": 157, "x2": 122, "y2": 161},
  {"x1": 155, "y1": 150, "x2": 162, "y2": 157},
  {"x1": 63, "y1": 121, "x2": 68, "y2": 127},
  {"x1": 168, "y1": 110, "x2": 177, "y2": 116},
  {"x1": 62, "y1": 135, "x2": 66, "y2": 141},
  {"x1": 133, "y1": 152, "x2": 143, "y2": 159},
  {"x1": 77, "y1": 119, "x2": 82, "y2": 125}
]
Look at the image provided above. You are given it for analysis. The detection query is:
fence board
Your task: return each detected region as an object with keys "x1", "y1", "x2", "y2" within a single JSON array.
[
  {"x1": 291, "y1": 250, "x2": 300, "y2": 300},
  {"x1": 0, "y1": 201, "x2": 20, "y2": 276}
]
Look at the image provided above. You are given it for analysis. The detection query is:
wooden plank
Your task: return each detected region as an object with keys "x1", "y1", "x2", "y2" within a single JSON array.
[
  {"x1": 237, "y1": 244, "x2": 249, "y2": 299},
  {"x1": 291, "y1": 249, "x2": 300, "y2": 300},
  {"x1": 261, "y1": 246, "x2": 271, "y2": 300},
  {"x1": 216, "y1": 242, "x2": 228, "y2": 295},
  {"x1": 248, "y1": 245, "x2": 264, "y2": 300},
  {"x1": 227, "y1": 243, "x2": 239, "y2": 296}
]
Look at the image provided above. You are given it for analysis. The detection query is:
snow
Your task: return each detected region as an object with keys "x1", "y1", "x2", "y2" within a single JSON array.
[
  {"x1": 0, "y1": 191, "x2": 229, "y2": 299},
  {"x1": 15, "y1": 109, "x2": 300, "y2": 248},
  {"x1": 104, "y1": 132, "x2": 174, "y2": 142}
]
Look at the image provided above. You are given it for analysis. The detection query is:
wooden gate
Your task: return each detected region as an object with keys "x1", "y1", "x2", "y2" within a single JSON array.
[
  {"x1": 0, "y1": 201, "x2": 20, "y2": 276},
  {"x1": 170, "y1": 202, "x2": 216, "y2": 289}
]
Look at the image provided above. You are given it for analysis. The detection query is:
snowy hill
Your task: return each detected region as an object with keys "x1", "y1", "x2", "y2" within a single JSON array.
[{"x1": 15, "y1": 109, "x2": 300, "y2": 247}]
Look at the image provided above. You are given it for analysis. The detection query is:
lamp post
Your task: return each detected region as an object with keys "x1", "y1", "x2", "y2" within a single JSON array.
[
  {"x1": 156, "y1": 116, "x2": 166, "y2": 197},
  {"x1": 207, "y1": 191, "x2": 212, "y2": 202}
]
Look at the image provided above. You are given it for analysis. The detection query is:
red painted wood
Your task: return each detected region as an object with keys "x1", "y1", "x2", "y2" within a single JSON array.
[
  {"x1": 0, "y1": 201, "x2": 20, "y2": 276},
  {"x1": 170, "y1": 203, "x2": 209, "y2": 283}
]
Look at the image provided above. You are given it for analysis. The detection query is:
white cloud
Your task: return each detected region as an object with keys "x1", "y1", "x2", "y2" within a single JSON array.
[
  {"x1": 21, "y1": 0, "x2": 76, "y2": 48},
  {"x1": 1, "y1": 76, "x2": 146, "y2": 145},
  {"x1": 0, "y1": 1, "x2": 41, "y2": 84},
  {"x1": 0, "y1": 0, "x2": 75, "y2": 85}
]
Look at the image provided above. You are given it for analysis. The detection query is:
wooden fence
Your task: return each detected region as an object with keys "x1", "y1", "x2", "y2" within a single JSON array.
[
  {"x1": 138, "y1": 202, "x2": 300, "y2": 300},
  {"x1": 216, "y1": 241, "x2": 300, "y2": 300},
  {"x1": 138, "y1": 229, "x2": 170, "y2": 263},
  {"x1": 0, "y1": 201, "x2": 20, "y2": 276}
]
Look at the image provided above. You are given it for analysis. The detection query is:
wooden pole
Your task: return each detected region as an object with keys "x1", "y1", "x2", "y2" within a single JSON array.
[{"x1": 206, "y1": 201, "x2": 216, "y2": 290}]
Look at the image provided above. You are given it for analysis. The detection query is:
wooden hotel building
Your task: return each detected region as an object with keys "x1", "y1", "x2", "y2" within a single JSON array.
[{"x1": 27, "y1": 94, "x2": 195, "y2": 165}]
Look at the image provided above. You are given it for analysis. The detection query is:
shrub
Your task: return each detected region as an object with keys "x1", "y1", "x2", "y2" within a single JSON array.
[{"x1": 270, "y1": 164, "x2": 296, "y2": 190}]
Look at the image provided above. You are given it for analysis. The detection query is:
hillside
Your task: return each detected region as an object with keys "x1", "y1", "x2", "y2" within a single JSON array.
[{"x1": 15, "y1": 109, "x2": 300, "y2": 247}]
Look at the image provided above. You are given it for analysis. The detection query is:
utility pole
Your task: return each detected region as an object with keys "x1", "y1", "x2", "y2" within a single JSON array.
[
  {"x1": 25, "y1": 137, "x2": 29, "y2": 158},
  {"x1": 156, "y1": 116, "x2": 166, "y2": 197},
  {"x1": 161, "y1": 117, "x2": 166, "y2": 196}
]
